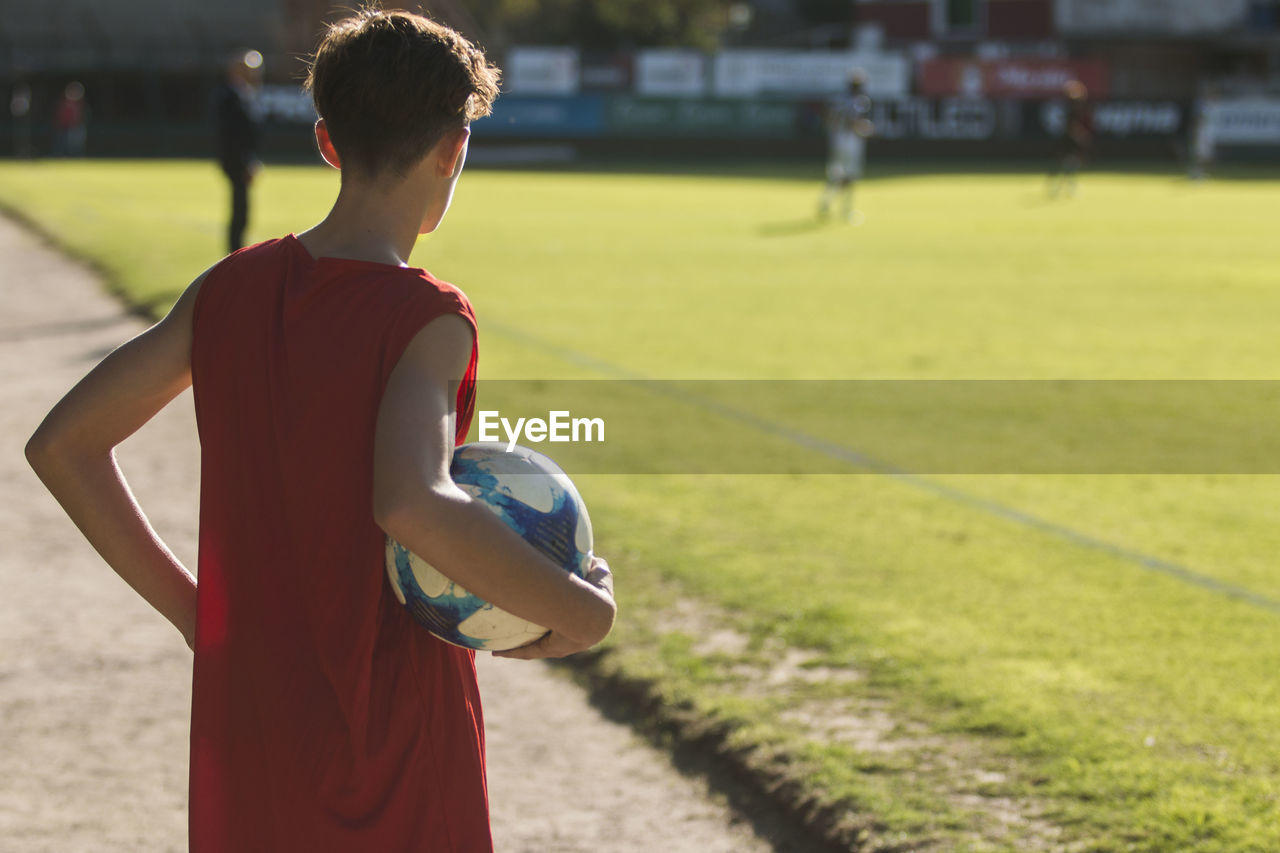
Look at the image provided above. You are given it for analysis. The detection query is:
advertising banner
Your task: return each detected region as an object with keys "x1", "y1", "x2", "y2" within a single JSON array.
[
  {"x1": 505, "y1": 47, "x2": 580, "y2": 95},
  {"x1": 579, "y1": 53, "x2": 633, "y2": 92},
  {"x1": 472, "y1": 95, "x2": 605, "y2": 137},
  {"x1": 468, "y1": 93, "x2": 1199, "y2": 146},
  {"x1": 919, "y1": 57, "x2": 1109, "y2": 99},
  {"x1": 869, "y1": 98, "x2": 1004, "y2": 141},
  {"x1": 607, "y1": 96, "x2": 796, "y2": 137},
  {"x1": 1055, "y1": 0, "x2": 1247, "y2": 34},
  {"x1": 256, "y1": 85, "x2": 317, "y2": 124},
  {"x1": 713, "y1": 50, "x2": 909, "y2": 98},
  {"x1": 1206, "y1": 97, "x2": 1280, "y2": 145},
  {"x1": 635, "y1": 50, "x2": 708, "y2": 97},
  {"x1": 1031, "y1": 100, "x2": 1185, "y2": 139}
]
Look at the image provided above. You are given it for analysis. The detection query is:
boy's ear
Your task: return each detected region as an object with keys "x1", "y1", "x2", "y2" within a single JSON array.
[
  {"x1": 315, "y1": 119, "x2": 341, "y2": 170},
  {"x1": 437, "y1": 126, "x2": 470, "y2": 178}
]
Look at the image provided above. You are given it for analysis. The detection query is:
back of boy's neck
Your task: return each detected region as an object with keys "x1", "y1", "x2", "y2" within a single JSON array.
[
  {"x1": 298, "y1": 228, "x2": 409, "y2": 268},
  {"x1": 297, "y1": 192, "x2": 418, "y2": 267}
]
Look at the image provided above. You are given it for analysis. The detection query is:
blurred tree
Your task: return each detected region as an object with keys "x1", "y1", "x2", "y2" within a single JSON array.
[
  {"x1": 576, "y1": 0, "x2": 732, "y2": 49},
  {"x1": 795, "y1": 0, "x2": 853, "y2": 26},
  {"x1": 442, "y1": 0, "x2": 735, "y2": 50}
]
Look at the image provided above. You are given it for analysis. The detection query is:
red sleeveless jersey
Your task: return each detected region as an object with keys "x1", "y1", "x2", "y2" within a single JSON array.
[{"x1": 189, "y1": 235, "x2": 489, "y2": 851}]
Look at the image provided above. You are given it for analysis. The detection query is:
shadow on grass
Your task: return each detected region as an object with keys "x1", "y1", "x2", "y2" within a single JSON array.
[
  {"x1": 757, "y1": 216, "x2": 834, "y2": 238},
  {"x1": 1020, "y1": 186, "x2": 1065, "y2": 207},
  {"x1": 554, "y1": 650, "x2": 879, "y2": 853},
  {"x1": 0, "y1": 200, "x2": 173, "y2": 322}
]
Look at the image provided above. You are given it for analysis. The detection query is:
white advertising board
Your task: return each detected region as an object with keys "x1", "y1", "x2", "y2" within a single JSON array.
[
  {"x1": 505, "y1": 47, "x2": 580, "y2": 95},
  {"x1": 1055, "y1": 0, "x2": 1247, "y2": 34},
  {"x1": 712, "y1": 50, "x2": 909, "y2": 98},
  {"x1": 256, "y1": 85, "x2": 316, "y2": 124},
  {"x1": 635, "y1": 50, "x2": 708, "y2": 96},
  {"x1": 1207, "y1": 97, "x2": 1280, "y2": 145}
]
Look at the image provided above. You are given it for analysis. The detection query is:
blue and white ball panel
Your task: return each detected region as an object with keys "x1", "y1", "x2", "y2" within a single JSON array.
[
  {"x1": 384, "y1": 442, "x2": 594, "y2": 651},
  {"x1": 386, "y1": 539, "x2": 549, "y2": 651},
  {"x1": 453, "y1": 443, "x2": 593, "y2": 568}
]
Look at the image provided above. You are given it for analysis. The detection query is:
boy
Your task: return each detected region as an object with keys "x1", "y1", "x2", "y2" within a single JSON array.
[
  {"x1": 25, "y1": 9, "x2": 616, "y2": 852},
  {"x1": 818, "y1": 69, "x2": 874, "y2": 224}
]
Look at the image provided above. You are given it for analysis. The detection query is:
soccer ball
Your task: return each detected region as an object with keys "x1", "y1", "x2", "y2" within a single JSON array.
[{"x1": 385, "y1": 442, "x2": 594, "y2": 651}]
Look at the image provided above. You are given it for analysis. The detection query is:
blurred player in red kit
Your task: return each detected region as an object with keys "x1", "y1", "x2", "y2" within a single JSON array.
[{"x1": 54, "y1": 81, "x2": 89, "y2": 156}]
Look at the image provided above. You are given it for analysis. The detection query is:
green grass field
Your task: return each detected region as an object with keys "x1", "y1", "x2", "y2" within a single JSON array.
[{"x1": 3, "y1": 159, "x2": 1279, "y2": 851}]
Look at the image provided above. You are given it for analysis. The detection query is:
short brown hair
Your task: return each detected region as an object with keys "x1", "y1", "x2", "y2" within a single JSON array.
[{"x1": 305, "y1": 7, "x2": 500, "y2": 179}]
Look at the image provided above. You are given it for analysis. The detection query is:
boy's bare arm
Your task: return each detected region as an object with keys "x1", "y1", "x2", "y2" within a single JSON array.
[
  {"x1": 491, "y1": 556, "x2": 614, "y2": 660},
  {"x1": 373, "y1": 315, "x2": 616, "y2": 656},
  {"x1": 26, "y1": 273, "x2": 208, "y2": 649}
]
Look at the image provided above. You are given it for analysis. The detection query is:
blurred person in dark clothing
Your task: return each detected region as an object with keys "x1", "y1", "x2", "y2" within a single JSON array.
[
  {"x1": 1048, "y1": 80, "x2": 1092, "y2": 198},
  {"x1": 10, "y1": 82, "x2": 32, "y2": 158},
  {"x1": 214, "y1": 50, "x2": 263, "y2": 254}
]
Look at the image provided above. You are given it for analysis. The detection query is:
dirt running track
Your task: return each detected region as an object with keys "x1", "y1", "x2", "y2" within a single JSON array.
[{"x1": 0, "y1": 214, "x2": 776, "y2": 853}]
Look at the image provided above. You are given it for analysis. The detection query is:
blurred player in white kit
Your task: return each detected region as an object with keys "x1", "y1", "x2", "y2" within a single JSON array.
[
  {"x1": 1189, "y1": 91, "x2": 1217, "y2": 181},
  {"x1": 819, "y1": 69, "x2": 874, "y2": 224}
]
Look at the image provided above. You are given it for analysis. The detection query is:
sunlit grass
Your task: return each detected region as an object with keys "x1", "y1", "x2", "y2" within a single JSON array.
[{"x1": 4, "y1": 159, "x2": 1279, "y2": 851}]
